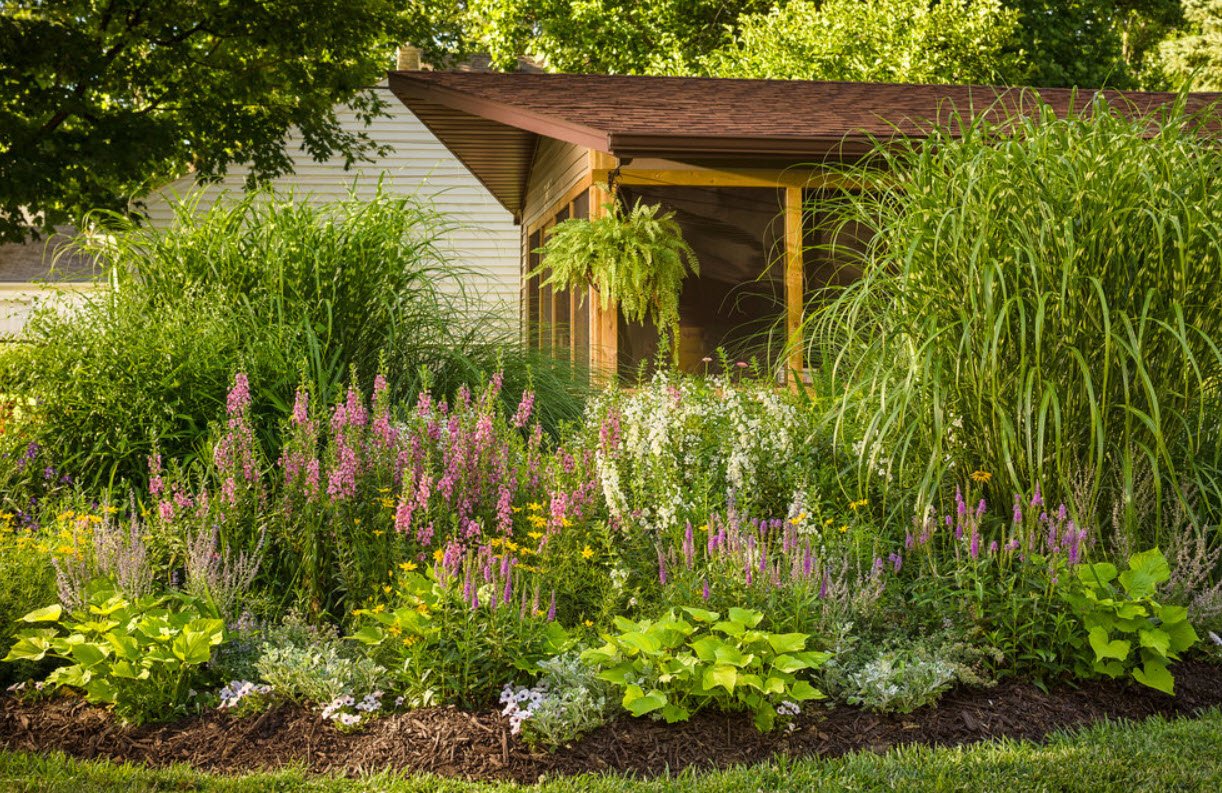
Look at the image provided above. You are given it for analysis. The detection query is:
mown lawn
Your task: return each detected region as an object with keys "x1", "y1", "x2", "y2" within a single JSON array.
[{"x1": 2, "y1": 709, "x2": 1219, "y2": 792}]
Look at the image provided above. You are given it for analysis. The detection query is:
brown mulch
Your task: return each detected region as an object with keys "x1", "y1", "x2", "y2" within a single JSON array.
[{"x1": 2, "y1": 661, "x2": 1220, "y2": 783}]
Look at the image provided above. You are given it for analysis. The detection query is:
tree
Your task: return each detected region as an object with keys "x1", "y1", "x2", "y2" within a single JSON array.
[
  {"x1": 1002, "y1": 1, "x2": 1184, "y2": 88},
  {"x1": 467, "y1": 0, "x2": 774, "y2": 73},
  {"x1": 1155, "y1": 0, "x2": 1222, "y2": 90},
  {"x1": 698, "y1": 0, "x2": 1023, "y2": 84},
  {"x1": 0, "y1": 1, "x2": 456, "y2": 242}
]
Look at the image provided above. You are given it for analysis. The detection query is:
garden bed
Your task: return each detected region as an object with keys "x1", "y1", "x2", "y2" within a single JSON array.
[{"x1": 2, "y1": 661, "x2": 1219, "y2": 784}]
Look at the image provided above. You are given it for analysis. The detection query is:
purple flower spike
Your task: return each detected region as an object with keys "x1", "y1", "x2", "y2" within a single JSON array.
[
  {"x1": 1031, "y1": 484, "x2": 1044, "y2": 508},
  {"x1": 546, "y1": 591, "x2": 556, "y2": 622},
  {"x1": 657, "y1": 546, "x2": 668, "y2": 586},
  {"x1": 1012, "y1": 495, "x2": 1023, "y2": 525},
  {"x1": 702, "y1": 580, "x2": 711, "y2": 600},
  {"x1": 969, "y1": 531, "x2": 980, "y2": 560}
]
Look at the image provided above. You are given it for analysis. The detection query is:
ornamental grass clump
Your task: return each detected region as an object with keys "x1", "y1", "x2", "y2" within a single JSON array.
[{"x1": 806, "y1": 96, "x2": 1222, "y2": 545}]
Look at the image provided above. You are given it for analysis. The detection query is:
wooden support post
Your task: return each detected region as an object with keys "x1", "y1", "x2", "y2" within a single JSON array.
[
  {"x1": 784, "y1": 187, "x2": 804, "y2": 383},
  {"x1": 588, "y1": 180, "x2": 617, "y2": 382}
]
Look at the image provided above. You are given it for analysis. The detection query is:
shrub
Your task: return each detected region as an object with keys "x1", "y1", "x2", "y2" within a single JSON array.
[
  {"x1": 351, "y1": 560, "x2": 572, "y2": 709},
  {"x1": 581, "y1": 606, "x2": 829, "y2": 732},
  {"x1": 253, "y1": 612, "x2": 387, "y2": 706},
  {"x1": 499, "y1": 651, "x2": 617, "y2": 749},
  {"x1": 808, "y1": 97, "x2": 1222, "y2": 543},
  {"x1": 1062, "y1": 547, "x2": 1199, "y2": 694},
  {"x1": 0, "y1": 188, "x2": 586, "y2": 489},
  {"x1": 3, "y1": 583, "x2": 223, "y2": 725}
]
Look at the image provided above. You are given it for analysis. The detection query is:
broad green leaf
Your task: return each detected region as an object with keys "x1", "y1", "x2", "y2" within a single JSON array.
[
  {"x1": 704, "y1": 663, "x2": 738, "y2": 692},
  {"x1": 766, "y1": 632, "x2": 808, "y2": 654},
  {"x1": 727, "y1": 608, "x2": 763, "y2": 628},
  {"x1": 19, "y1": 604, "x2": 62, "y2": 623},
  {"x1": 762, "y1": 676, "x2": 786, "y2": 695},
  {"x1": 1156, "y1": 605, "x2": 1189, "y2": 625},
  {"x1": 689, "y1": 636, "x2": 722, "y2": 662},
  {"x1": 1137, "y1": 628, "x2": 1170, "y2": 657},
  {"x1": 1088, "y1": 626, "x2": 1130, "y2": 662},
  {"x1": 1162, "y1": 619, "x2": 1199, "y2": 654},
  {"x1": 349, "y1": 625, "x2": 385, "y2": 645},
  {"x1": 1078, "y1": 562, "x2": 1117, "y2": 587},
  {"x1": 83, "y1": 677, "x2": 118, "y2": 705},
  {"x1": 1132, "y1": 660, "x2": 1174, "y2": 695},
  {"x1": 788, "y1": 679, "x2": 825, "y2": 701},
  {"x1": 68, "y1": 641, "x2": 108, "y2": 668},
  {"x1": 619, "y1": 631, "x2": 662, "y2": 655},
  {"x1": 753, "y1": 704, "x2": 776, "y2": 732},
  {"x1": 1118, "y1": 548, "x2": 1170, "y2": 599},
  {"x1": 661, "y1": 703, "x2": 689, "y2": 723},
  {"x1": 171, "y1": 619, "x2": 223, "y2": 664},
  {"x1": 712, "y1": 620, "x2": 744, "y2": 638},
  {"x1": 3, "y1": 633, "x2": 53, "y2": 662},
  {"x1": 769, "y1": 654, "x2": 806, "y2": 674},
  {"x1": 713, "y1": 644, "x2": 750, "y2": 667},
  {"x1": 682, "y1": 607, "x2": 719, "y2": 623},
  {"x1": 623, "y1": 685, "x2": 667, "y2": 717},
  {"x1": 597, "y1": 664, "x2": 636, "y2": 685}
]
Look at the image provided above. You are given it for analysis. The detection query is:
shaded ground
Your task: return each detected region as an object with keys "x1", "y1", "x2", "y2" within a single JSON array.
[{"x1": 2, "y1": 661, "x2": 1219, "y2": 784}]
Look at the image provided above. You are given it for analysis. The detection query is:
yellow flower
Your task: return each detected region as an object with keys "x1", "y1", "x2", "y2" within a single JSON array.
[
  {"x1": 838, "y1": 525, "x2": 849, "y2": 534},
  {"x1": 527, "y1": 501, "x2": 543, "y2": 512},
  {"x1": 561, "y1": 517, "x2": 573, "y2": 528},
  {"x1": 354, "y1": 518, "x2": 363, "y2": 526},
  {"x1": 372, "y1": 529, "x2": 384, "y2": 537},
  {"x1": 55, "y1": 545, "x2": 75, "y2": 555},
  {"x1": 433, "y1": 548, "x2": 445, "y2": 562},
  {"x1": 527, "y1": 531, "x2": 543, "y2": 541},
  {"x1": 824, "y1": 518, "x2": 834, "y2": 527},
  {"x1": 699, "y1": 524, "x2": 709, "y2": 533},
  {"x1": 378, "y1": 497, "x2": 395, "y2": 508},
  {"x1": 371, "y1": 604, "x2": 385, "y2": 614},
  {"x1": 399, "y1": 561, "x2": 418, "y2": 572},
  {"x1": 402, "y1": 636, "x2": 417, "y2": 647},
  {"x1": 416, "y1": 602, "x2": 429, "y2": 614},
  {"x1": 970, "y1": 470, "x2": 993, "y2": 484},
  {"x1": 581, "y1": 545, "x2": 594, "y2": 560},
  {"x1": 849, "y1": 499, "x2": 869, "y2": 511},
  {"x1": 377, "y1": 487, "x2": 392, "y2": 494},
  {"x1": 511, "y1": 506, "x2": 522, "y2": 514},
  {"x1": 388, "y1": 625, "x2": 402, "y2": 637},
  {"x1": 383, "y1": 585, "x2": 393, "y2": 594},
  {"x1": 789, "y1": 512, "x2": 807, "y2": 525},
  {"x1": 583, "y1": 620, "x2": 594, "y2": 628}
]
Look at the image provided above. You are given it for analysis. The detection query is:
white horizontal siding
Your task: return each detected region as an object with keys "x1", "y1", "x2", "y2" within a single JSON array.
[{"x1": 142, "y1": 84, "x2": 519, "y2": 328}]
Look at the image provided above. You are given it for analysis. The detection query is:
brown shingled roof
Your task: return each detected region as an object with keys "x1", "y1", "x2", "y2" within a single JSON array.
[{"x1": 388, "y1": 71, "x2": 1221, "y2": 215}]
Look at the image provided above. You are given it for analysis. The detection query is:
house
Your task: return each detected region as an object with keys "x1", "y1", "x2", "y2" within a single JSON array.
[
  {"x1": 386, "y1": 72, "x2": 1221, "y2": 378},
  {"x1": 0, "y1": 51, "x2": 535, "y2": 338}
]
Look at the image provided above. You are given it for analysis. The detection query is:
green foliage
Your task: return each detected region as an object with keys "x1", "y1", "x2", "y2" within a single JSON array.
[
  {"x1": 1156, "y1": 0, "x2": 1222, "y2": 90},
  {"x1": 535, "y1": 200, "x2": 698, "y2": 352},
  {"x1": 254, "y1": 613, "x2": 388, "y2": 706},
  {"x1": 0, "y1": 518, "x2": 57, "y2": 689},
  {"x1": 467, "y1": 1, "x2": 773, "y2": 74},
  {"x1": 0, "y1": 189, "x2": 586, "y2": 488},
  {"x1": 0, "y1": 0, "x2": 450, "y2": 241},
  {"x1": 1062, "y1": 548, "x2": 1199, "y2": 694},
  {"x1": 808, "y1": 98, "x2": 1222, "y2": 542},
  {"x1": 701, "y1": 0, "x2": 1022, "y2": 83},
  {"x1": 581, "y1": 606, "x2": 828, "y2": 732},
  {"x1": 351, "y1": 570, "x2": 572, "y2": 708},
  {"x1": 3, "y1": 583, "x2": 223, "y2": 724},
  {"x1": 500, "y1": 652, "x2": 618, "y2": 749}
]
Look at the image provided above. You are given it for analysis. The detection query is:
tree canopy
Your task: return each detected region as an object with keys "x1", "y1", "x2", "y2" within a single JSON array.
[
  {"x1": 1155, "y1": 0, "x2": 1222, "y2": 90},
  {"x1": 698, "y1": 0, "x2": 1022, "y2": 84},
  {"x1": 0, "y1": 0, "x2": 443, "y2": 242}
]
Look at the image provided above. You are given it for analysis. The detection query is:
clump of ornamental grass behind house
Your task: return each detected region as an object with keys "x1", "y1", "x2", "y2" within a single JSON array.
[
  {"x1": 805, "y1": 94, "x2": 1222, "y2": 547},
  {"x1": 0, "y1": 187, "x2": 586, "y2": 491}
]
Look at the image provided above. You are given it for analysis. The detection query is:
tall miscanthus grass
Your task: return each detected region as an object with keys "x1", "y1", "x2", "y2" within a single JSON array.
[
  {"x1": 1, "y1": 187, "x2": 586, "y2": 488},
  {"x1": 805, "y1": 96, "x2": 1222, "y2": 545}
]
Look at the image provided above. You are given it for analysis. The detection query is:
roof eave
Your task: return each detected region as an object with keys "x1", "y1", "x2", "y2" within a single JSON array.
[
  {"x1": 389, "y1": 71, "x2": 612, "y2": 153},
  {"x1": 605, "y1": 132, "x2": 888, "y2": 161}
]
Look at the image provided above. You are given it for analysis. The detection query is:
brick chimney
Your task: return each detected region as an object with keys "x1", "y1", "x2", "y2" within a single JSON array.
[{"x1": 396, "y1": 44, "x2": 422, "y2": 71}]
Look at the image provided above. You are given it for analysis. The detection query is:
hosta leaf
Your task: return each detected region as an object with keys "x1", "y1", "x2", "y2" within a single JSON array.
[
  {"x1": 690, "y1": 636, "x2": 722, "y2": 662},
  {"x1": 68, "y1": 641, "x2": 108, "y2": 668},
  {"x1": 623, "y1": 686, "x2": 667, "y2": 717},
  {"x1": 619, "y1": 631, "x2": 662, "y2": 656},
  {"x1": 713, "y1": 644, "x2": 750, "y2": 667},
  {"x1": 769, "y1": 654, "x2": 806, "y2": 674},
  {"x1": 681, "y1": 607, "x2": 719, "y2": 623},
  {"x1": 3, "y1": 633, "x2": 54, "y2": 662}
]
